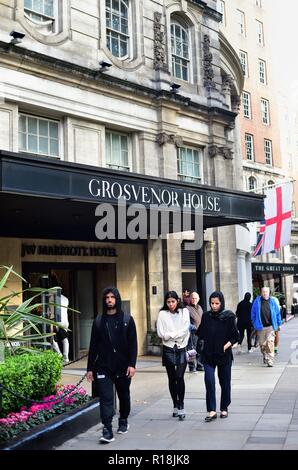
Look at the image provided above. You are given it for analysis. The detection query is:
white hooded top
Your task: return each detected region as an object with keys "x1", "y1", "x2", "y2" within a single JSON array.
[{"x1": 59, "y1": 294, "x2": 69, "y2": 329}]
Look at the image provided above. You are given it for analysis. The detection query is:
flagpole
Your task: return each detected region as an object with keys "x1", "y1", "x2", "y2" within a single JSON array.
[{"x1": 247, "y1": 177, "x2": 296, "y2": 194}]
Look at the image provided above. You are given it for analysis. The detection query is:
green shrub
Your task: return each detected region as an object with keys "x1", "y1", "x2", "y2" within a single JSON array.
[{"x1": 0, "y1": 350, "x2": 62, "y2": 417}]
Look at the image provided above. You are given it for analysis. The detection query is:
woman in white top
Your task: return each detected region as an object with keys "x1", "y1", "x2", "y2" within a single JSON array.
[{"x1": 157, "y1": 291, "x2": 190, "y2": 420}]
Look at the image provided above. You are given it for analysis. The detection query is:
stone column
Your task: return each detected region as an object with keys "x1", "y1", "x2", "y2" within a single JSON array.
[
  {"x1": 164, "y1": 238, "x2": 182, "y2": 298},
  {"x1": 237, "y1": 249, "x2": 247, "y2": 301},
  {"x1": 147, "y1": 239, "x2": 164, "y2": 330}
]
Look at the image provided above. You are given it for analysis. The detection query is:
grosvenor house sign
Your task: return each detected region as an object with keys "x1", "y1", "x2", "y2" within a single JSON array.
[{"x1": 88, "y1": 178, "x2": 221, "y2": 213}]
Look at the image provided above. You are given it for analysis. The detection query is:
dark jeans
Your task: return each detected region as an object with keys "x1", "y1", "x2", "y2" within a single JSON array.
[
  {"x1": 238, "y1": 325, "x2": 252, "y2": 350},
  {"x1": 96, "y1": 373, "x2": 131, "y2": 428},
  {"x1": 165, "y1": 363, "x2": 187, "y2": 409},
  {"x1": 204, "y1": 361, "x2": 232, "y2": 412}
]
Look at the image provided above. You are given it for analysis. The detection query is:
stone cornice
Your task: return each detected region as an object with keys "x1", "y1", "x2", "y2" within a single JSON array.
[{"x1": 0, "y1": 41, "x2": 236, "y2": 123}]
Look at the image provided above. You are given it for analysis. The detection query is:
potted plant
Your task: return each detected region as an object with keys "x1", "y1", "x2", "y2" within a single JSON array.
[{"x1": 146, "y1": 330, "x2": 162, "y2": 355}]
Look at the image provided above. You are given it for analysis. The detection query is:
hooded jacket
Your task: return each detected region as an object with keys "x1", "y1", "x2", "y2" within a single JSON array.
[
  {"x1": 196, "y1": 291, "x2": 239, "y2": 366},
  {"x1": 251, "y1": 295, "x2": 282, "y2": 331},
  {"x1": 87, "y1": 287, "x2": 137, "y2": 376},
  {"x1": 236, "y1": 293, "x2": 252, "y2": 328}
]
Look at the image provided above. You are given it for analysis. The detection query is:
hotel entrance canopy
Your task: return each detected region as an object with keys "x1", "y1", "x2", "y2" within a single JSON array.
[{"x1": 0, "y1": 150, "x2": 264, "y2": 241}]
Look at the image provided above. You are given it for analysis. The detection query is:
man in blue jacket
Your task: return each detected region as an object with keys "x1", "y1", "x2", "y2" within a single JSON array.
[{"x1": 251, "y1": 287, "x2": 282, "y2": 367}]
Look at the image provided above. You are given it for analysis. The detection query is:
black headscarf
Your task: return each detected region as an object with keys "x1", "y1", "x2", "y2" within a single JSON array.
[
  {"x1": 102, "y1": 286, "x2": 123, "y2": 315},
  {"x1": 208, "y1": 291, "x2": 235, "y2": 320},
  {"x1": 244, "y1": 292, "x2": 251, "y2": 302}
]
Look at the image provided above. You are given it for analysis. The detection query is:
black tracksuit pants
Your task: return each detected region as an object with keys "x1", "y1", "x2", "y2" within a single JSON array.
[{"x1": 96, "y1": 373, "x2": 131, "y2": 428}]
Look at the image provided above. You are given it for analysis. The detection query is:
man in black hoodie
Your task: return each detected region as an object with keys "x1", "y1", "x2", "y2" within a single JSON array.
[{"x1": 87, "y1": 287, "x2": 137, "y2": 444}]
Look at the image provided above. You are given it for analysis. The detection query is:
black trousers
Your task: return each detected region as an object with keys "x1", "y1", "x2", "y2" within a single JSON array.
[
  {"x1": 96, "y1": 373, "x2": 131, "y2": 428},
  {"x1": 238, "y1": 325, "x2": 252, "y2": 350}
]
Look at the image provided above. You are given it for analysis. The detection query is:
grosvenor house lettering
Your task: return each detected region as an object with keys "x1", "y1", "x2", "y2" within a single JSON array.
[{"x1": 88, "y1": 178, "x2": 221, "y2": 213}]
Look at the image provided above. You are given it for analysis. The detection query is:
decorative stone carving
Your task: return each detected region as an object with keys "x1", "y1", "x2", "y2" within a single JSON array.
[
  {"x1": 156, "y1": 133, "x2": 183, "y2": 147},
  {"x1": 222, "y1": 75, "x2": 234, "y2": 93},
  {"x1": 208, "y1": 145, "x2": 218, "y2": 158},
  {"x1": 208, "y1": 145, "x2": 233, "y2": 159},
  {"x1": 203, "y1": 34, "x2": 215, "y2": 88},
  {"x1": 153, "y1": 12, "x2": 167, "y2": 71},
  {"x1": 231, "y1": 95, "x2": 241, "y2": 113}
]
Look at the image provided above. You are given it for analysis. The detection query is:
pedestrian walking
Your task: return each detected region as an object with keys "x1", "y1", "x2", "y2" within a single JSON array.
[
  {"x1": 251, "y1": 286, "x2": 282, "y2": 367},
  {"x1": 235, "y1": 292, "x2": 253, "y2": 353},
  {"x1": 186, "y1": 292, "x2": 204, "y2": 372},
  {"x1": 87, "y1": 287, "x2": 138, "y2": 444},
  {"x1": 157, "y1": 291, "x2": 190, "y2": 421},
  {"x1": 182, "y1": 288, "x2": 191, "y2": 306},
  {"x1": 49, "y1": 272, "x2": 70, "y2": 363},
  {"x1": 196, "y1": 291, "x2": 239, "y2": 422}
]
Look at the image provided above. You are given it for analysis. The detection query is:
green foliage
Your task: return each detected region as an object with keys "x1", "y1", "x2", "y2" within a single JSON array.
[
  {"x1": 0, "y1": 265, "x2": 67, "y2": 357},
  {"x1": 0, "y1": 350, "x2": 62, "y2": 417}
]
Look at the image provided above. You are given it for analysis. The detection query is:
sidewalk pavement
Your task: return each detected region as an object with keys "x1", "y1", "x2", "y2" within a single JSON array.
[{"x1": 57, "y1": 317, "x2": 298, "y2": 450}]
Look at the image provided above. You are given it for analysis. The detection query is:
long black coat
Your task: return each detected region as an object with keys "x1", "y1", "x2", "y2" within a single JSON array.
[
  {"x1": 236, "y1": 299, "x2": 252, "y2": 328},
  {"x1": 197, "y1": 310, "x2": 239, "y2": 366}
]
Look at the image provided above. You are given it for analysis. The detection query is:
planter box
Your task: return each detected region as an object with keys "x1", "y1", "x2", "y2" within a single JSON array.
[{"x1": 0, "y1": 398, "x2": 99, "y2": 450}]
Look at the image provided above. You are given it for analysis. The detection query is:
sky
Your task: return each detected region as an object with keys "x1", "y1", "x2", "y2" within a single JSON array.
[{"x1": 269, "y1": 0, "x2": 298, "y2": 101}]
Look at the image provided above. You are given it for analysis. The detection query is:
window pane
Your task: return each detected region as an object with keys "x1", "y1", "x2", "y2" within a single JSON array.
[
  {"x1": 19, "y1": 132, "x2": 27, "y2": 150},
  {"x1": 39, "y1": 119, "x2": 48, "y2": 137},
  {"x1": 28, "y1": 134, "x2": 38, "y2": 152},
  {"x1": 112, "y1": 134, "x2": 121, "y2": 163},
  {"x1": 44, "y1": 0, "x2": 54, "y2": 17},
  {"x1": 33, "y1": 0, "x2": 43, "y2": 14},
  {"x1": 19, "y1": 116, "x2": 27, "y2": 133},
  {"x1": 39, "y1": 136, "x2": 48, "y2": 154},
  {"x1": 28, "y1": 117, "x2": 37, "y2": 134},
  {"x1": 24, "y1": 0, "x2": 32, "y2": 9},
  {"x1": 50, "y1": 139, "x2": 58, "y2": 156},
  {"x1": 106, "y1": 134, "x2": 111, "y2": 162},
  {"x1": 49, "y1": 122, "x2": 58, "y2": 138}
]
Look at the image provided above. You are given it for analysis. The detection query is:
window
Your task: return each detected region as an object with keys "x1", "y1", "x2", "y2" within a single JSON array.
[
  {"x1": 237, "y1": 10, "x2": 245, "y2": 36},
  {"x1": 256, "y1": 20, "x2": 264, "y2": 46},
  {"x1": 259, "y1": 59, "x2": 267, "y2": 84},
  {"x1": 106, "y1": 0, "x2": 130, "y2": 58},
  {"x1": 245, "y1": 134, "x2": 254, "y2": 161},
  {"x1": 105, "y1": 131, "x2": 130, "y2": 171},
  {"x1": 24, "y1": 0, "x2": 56, "y2": 33},
  {"x1": 256, "y1": 0, "x2": 262, "y2": 7},
  {"x1": 217, "y1": 0, "x2": 226, "y2": 25},
  {"x1": 171, "y1": 22, "x2": 190, "y2": 82},
  {"x1": 261, "y1": 98, "x2": 270, "y2": 125},
  {"x1": 264, "y1": 139, "x2": 273, "y2": 165},
  {"x1": 248, "y1": 176, "x2": 257, "y2": 191},
  {"x1": 267, "y1": 180, "x2": 275, "y2": 188},
  {"x1": 239, "y1": 50, "x2": 248, "y2": 77},
  {"x1": 177, "y1": 147, "x2": 202, "y2": 184},
  {"x1": 18, "y1": 114, "x2": 59, "y2": 157},
  {"x1": 242, "y1": 91, "x2": 251, "y2": 119}
]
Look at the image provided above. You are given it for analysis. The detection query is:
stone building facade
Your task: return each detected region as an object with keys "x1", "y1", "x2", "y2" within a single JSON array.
[{"x1": 0, "y1": 0, "x2": 263, "y2": 357}]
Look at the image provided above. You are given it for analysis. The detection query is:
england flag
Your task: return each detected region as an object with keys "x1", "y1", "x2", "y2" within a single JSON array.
[{"x1": 253, "y1": 183, "x2": 293, "y2": 256}]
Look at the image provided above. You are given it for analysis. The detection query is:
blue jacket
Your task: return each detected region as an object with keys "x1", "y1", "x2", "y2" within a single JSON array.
[{"x1": 251, "y1": 296, "x2": 282, "y2": 331}]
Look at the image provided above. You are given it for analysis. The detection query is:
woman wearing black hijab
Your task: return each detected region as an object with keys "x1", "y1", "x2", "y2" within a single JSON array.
[{"x1": 196, "y1": 291, "x2": 239, "y2": 422}]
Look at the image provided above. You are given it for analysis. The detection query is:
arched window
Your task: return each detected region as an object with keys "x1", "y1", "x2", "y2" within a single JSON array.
[
  {"x1": 248, "y1": 176, "x2": 257, "y2": 191},
  {"x1": 171, "y1": 21, "x2": 190, "y2": 81},
  {"x1": 24, "y1": 0, "x2": 57, "y2": 34},
  {"x1": 106, "y1": 0, "x2": 130, "y2": 59},
  {"x1": 268, "y1": 180, "x2": 275, "y2": 188}
]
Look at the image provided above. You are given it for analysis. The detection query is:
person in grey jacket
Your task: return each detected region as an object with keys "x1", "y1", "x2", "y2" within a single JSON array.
[{"x1": 187, "y1": 292, "x2": 204, "y2": 372}]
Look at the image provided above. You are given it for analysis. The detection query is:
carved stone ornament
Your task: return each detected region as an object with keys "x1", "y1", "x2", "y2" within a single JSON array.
[
  {"x1": 231, "y1": 95, "x2": 241, "y2": 113},
  {"x1": 156, "y1": 133, "x2": 183, "y2": 147},
  {"x1": 222, "y1": 75, "x2": 234, "y2": 93},
  {"x1": 208, "y1": 145, "x2": 233, "y2": 159},
  {"x1": 153, "y1": 12, "x2": 167, "y2": 71},
  {"x1": 203, "y1": 34, "x2": 215, "y2": 88}
]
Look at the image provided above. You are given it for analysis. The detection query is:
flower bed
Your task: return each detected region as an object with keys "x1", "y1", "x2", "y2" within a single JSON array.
[{"x1": 0, "y1": 384, "x2": 90, "y2": 443}]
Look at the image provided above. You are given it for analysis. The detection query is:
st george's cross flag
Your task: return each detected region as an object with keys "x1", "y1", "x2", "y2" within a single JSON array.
[{"x1": 253, "y1": 183, "x2": 293, "y2": 256}]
